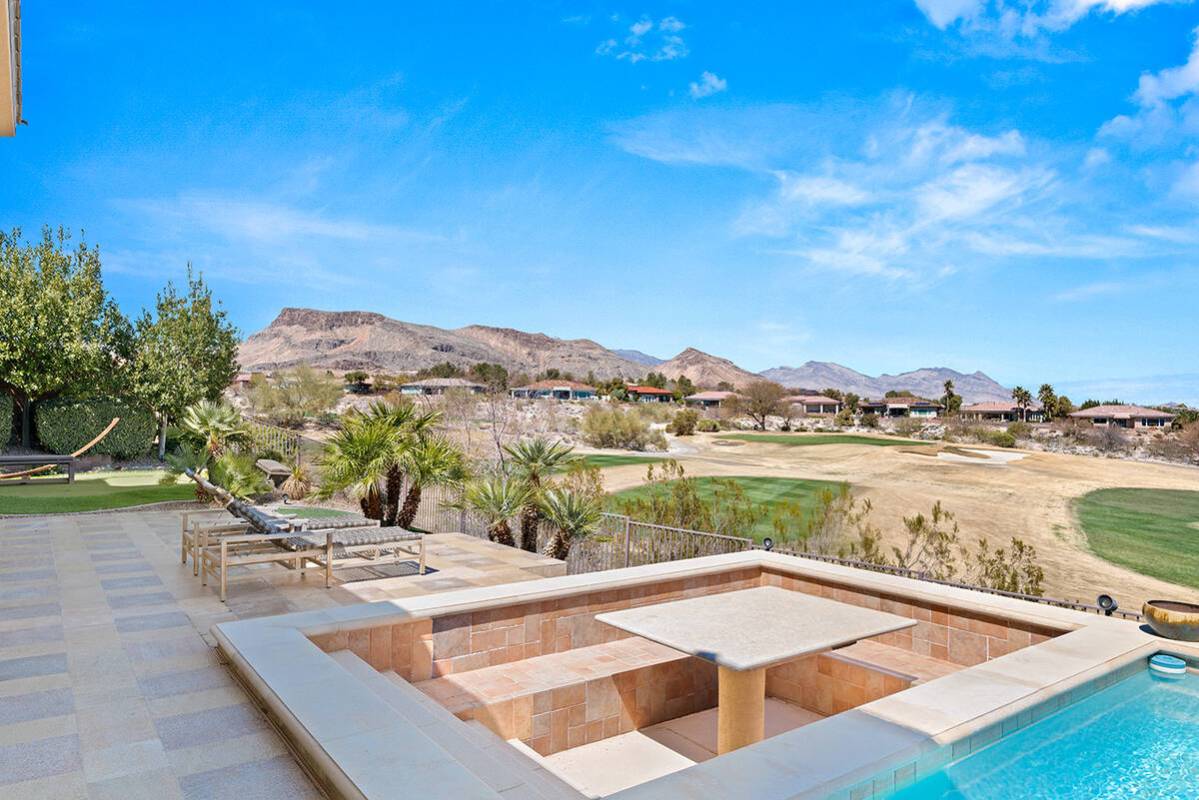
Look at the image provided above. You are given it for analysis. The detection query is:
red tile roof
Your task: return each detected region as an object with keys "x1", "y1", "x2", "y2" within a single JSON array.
[
  {"x1": 1069, "y1": 404, "x2": 1175, "y2": 420},
  {"x1": 626, "y1": 385, "x2": 674, "y2": 395}
]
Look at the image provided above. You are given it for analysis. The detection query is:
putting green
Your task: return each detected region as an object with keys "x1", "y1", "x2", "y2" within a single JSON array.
[
  {"x1": 610, "y1": 475, "x2": 845, "y2": 542},
  {"x1": 1076, "y1": 488, "x2": 1199, "y2": 591}
]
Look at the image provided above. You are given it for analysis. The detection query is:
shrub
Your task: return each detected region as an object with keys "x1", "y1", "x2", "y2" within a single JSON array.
[
  {"x1": 986, "y1": 430, "x2": 1016, "y2": 448},
  {"x1": 0, "y1": 393, "x2": 11, "y2": 445},
  {"x1": 860, "y1": 413, "x2": 880, "y2": 429},
  {"x1": 580, "y1": 406, "x2": 666, "y2": 451},
  {"x1": 834, "y1": 408, "x2": 854, "y2": 427},
  {"x1": 894, "y1": 418, "x2": 922, "y2": 436},
  {"x1": 1006, "y1": 421, "x2": 1033, "y2": 440},
  {"x1": 249, "y1": 365, "x2": 342, "y2": 427},
  {"x1": 35, "y1": 397, "x2": 156, "y2": 459},
  {"x1": 696, "y1": 417, "x2": 721, "y2": 433},
  {"x1": 633, "y1": 403, "x2": 675, "y2": 424},
  {"x1": 667, "y1": 409, "x2": 699, "y2": 436},
  {"x1": 209, "y1": 452, "x2": 271, "y2": 500}
]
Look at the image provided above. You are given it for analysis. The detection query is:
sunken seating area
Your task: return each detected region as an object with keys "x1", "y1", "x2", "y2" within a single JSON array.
[{"x1": 417, "y1": 636, "x2": 717, "y2": 755}]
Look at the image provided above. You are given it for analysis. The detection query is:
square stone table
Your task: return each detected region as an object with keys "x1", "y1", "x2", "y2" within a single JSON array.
[{"x1": 596, "y1": 586, "x2": 917, "y2": 753}]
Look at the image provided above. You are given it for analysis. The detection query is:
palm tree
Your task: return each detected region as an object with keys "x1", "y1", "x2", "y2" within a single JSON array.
[
  {"x1": 180, "y1": 400, "x2": 248, "y2": 458},
  {"x1": 315, "y1": 416, "x2": 403, "y2": 520},
  {"x1": 362, "y1": 400, "x2": 441, "y2": 526},
  {"x1": 503, "y1": 438, "x2": 576, "y2": 552},
  {"x1": 451, "y1": 476, "x2": 531, "y2": 547},
  {"x1": 396, "y1": 437, "x2": 467, "y2": 529},
  {"x1": 942, "y1": 380, "x2": 955, "y2": 415},
  {"x1": 539, "y1": 488, "x2": 604, "y2": 561},
  {"x1": 1011, "y1": 386, "x2": 1033, "y2": 422},
  {"x1": 1037, "y1": 384, "x2": 1057, "y2": 421}
]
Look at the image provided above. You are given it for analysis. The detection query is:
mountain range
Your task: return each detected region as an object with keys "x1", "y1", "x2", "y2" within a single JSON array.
[{"x1": 238, "y1": 308, "x2": 1012, "y2": 402}]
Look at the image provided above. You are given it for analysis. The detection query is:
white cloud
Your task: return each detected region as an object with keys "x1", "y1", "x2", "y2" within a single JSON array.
[
  {"x1": 597, "y1": 17, "x2": 689, "y2": 63},
  {"x1": 614, "y1": 95, "x2": 1177, "y2": 282},
  {"x1": 689, "y1": 71, "x2": 728, "y2": 99},
  {"x1": 912, "y1": 0, "x2": 1191, "y2": 53},
  {"x1": 914, "y1": 0, "x2": 985, "y2": 29},
  {"x1": 1083, "y1": 147, "x2": 1111, "y2": 169}
]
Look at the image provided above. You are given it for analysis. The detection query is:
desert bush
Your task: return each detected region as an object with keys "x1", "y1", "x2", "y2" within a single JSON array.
[
  {"x1": 249, "y1": 365, "x2": 342, "y2": 427},
  {"x1": 580, "y1": 406, "x2": 666, "y2": 451},
  {"x1": 893, "y1": 418, "x2": 922, "y2": 436},
  {"x1": 1006, "y1": 421, "x2": 1033, "y2": 440},
  {"x1": 1086, "y1": 425, "x2": 1128, "y2": 453},
  {"x1": 35, "y1": 397, "x2": 156, "y2": 459},
  {"x1": 667, "y1": 409, "x2": 699, "y2": 436},
  {"x1": 986, "y1": 430, "x2": 1016, "y2": 448},
  {"x1": 281, "y1": 461, "x2": 313, "y2": 500},
  {"x1": 696, "y1": 417, "x2": 721, "y2": 433},
  {"x1": 860, "y1": 413, "x2": 880, "y2": 429},
  {"x1": 633, "y1": 403, "x2": 675, "y2": 424},
  {"x1": 834, "y1": 408, "x2": 854, "y2": 427}
]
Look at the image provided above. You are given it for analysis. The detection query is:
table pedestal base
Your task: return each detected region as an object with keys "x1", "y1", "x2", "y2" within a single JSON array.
[{"x1": 716, "y1": 665, "x2": 765, "y2": 754}]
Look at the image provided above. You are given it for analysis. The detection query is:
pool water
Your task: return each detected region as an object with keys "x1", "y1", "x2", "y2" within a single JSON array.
[{"x1": 888, "y1": 668, "x2": 1199, "y2": 800}]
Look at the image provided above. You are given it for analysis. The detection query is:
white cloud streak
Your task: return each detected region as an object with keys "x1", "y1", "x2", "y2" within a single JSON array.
[
  {"x1": 597, "y1": 17, "x2": 689, "y2": 63},
  {"x1": 689, "y1": 71, "x2": 728, "y2": 99}
]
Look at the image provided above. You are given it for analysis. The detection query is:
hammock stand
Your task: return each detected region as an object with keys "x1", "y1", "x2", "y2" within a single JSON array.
[{"x1": 0, "y1": 417, "x2": 121, "y2": 481}]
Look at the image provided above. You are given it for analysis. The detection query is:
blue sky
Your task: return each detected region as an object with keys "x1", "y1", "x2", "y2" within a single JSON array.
[{"x1": 4, "y1": 1, "x2": 1199, "y2": 402}]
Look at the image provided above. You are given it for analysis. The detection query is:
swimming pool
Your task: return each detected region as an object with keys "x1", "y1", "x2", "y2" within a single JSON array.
[{"x1": 887, "y1": 664, "x2": 1199, "y2": 799}]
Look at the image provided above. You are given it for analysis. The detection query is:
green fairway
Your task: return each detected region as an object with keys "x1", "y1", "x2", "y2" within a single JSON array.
[
  {"x1": 1076, "y1": 488, "x2": 1199, "y2": 590},
  {"x1": 0, "y1": 470, "x2": 195, "y2": 515},
  {"x1": 718, "y1": 433, "x2": 927, "y2": 447},
  {"x1": 610, "y1": 475, "x2": 845, "y2": 541},
  {"x1": 577, "y1": 454, "x2": 665, "y2": 469}
]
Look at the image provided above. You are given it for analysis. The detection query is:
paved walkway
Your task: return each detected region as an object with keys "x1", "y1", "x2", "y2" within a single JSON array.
[{"x1": 0, "y1": 509, "x2": 559, "y2": 799}]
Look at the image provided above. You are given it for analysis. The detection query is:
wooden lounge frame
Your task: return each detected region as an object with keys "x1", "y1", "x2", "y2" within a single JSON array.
[{"x1": 181, "y1": 469, "x2": 427, "y2": 602}]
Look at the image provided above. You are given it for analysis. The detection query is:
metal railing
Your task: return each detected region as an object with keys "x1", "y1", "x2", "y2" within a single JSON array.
[
  {"x1": 408, "y1": 485, "x2": 1143, "y2": 621},
  {"x1": 242, "y1": 422, "x2": 302, "y2": 463}
]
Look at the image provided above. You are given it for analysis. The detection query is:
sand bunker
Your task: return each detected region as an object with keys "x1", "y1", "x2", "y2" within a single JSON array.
[{"x1": 936, "y1": 448, "x2": 1027, "y2": 466}]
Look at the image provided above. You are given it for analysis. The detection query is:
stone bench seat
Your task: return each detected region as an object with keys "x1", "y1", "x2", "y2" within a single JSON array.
[
  {"x1": 829, "y1": 639, "x2": 963, "y2": 684},
  {"x1": 416, "y1": 636, "x2": 688, "y2": 715}
]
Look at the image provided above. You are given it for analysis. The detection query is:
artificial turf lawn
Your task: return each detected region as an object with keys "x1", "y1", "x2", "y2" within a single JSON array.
[
  {"x1": 1075, "y1": 488, "x2": 1199, "y2": 591},
  {"x1": 719, "y1": 433, "x2": 928, "y2": 447},
  {"x1": 610, "y1": 475, "x2": 845, "y2": 542},
  {"x1": 275, "y1": 505, "x2": 351, "y2": 519},
  {"x1": 0, "y1": 470, "x2": 195, "y2": 515}
]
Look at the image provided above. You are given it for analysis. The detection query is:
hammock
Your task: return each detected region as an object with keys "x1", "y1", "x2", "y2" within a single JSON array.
[{"x1": 0, "y1": 417, "x2": 121, "y2": 481}]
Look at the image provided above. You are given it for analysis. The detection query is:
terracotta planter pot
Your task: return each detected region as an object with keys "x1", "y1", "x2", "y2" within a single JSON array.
[{"x1": 1142, "y1": 600, "x2": 1199, "y2": 642}]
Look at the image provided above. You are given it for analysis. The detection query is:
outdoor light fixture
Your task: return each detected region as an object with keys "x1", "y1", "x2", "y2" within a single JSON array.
[
  {"x1": 762, "y1": 537, "x2": 774, "y2": 552},
  {"x1": 1097, "y1": 594, "x2": 1118, "y2": 616}
]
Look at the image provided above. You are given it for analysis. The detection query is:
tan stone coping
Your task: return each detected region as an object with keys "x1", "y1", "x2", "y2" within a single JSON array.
[{"x1": 211, "y1": 550, "x2": 1199, "y2": 800}]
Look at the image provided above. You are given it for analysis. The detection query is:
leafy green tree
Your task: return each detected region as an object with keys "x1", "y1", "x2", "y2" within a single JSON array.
[
  {"x1": 0, "y1": 228, "x2": 131, "y2": 446},
  {"x1": 643, "y1": 371, "x2": 668, "y2": 389},
  {"x1": 667, "y1": 408, "x2": 699, "y2": 435},
  {"x1": 539, "y1": 488, "x2": 604, "y2": 560},
  {"x1": 1056, "y1": 395, "x2": 1075, "y2": 417},
  {"x1": 843, "y1": 392, "x2": 860, "y2": 413},
  {"x1": 672, "y1": 375, "x2": 697, "y2": 401},
  {"x1": 130, "y1": 268, "x2": 238, "y2": 458},
  {"x1": 715, "y1": 381, "x2": 735, "y2": 392},
  {"x1": 504, "y1": 438, "x2": 576, "y2": 551},
  {"x1": 469, "y1": 362, "x2": 509, "y2": 390},
  {"x1": 1011, "y1": 386, "x2": 1034, "y2": 422}
]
